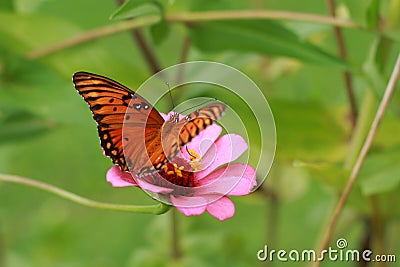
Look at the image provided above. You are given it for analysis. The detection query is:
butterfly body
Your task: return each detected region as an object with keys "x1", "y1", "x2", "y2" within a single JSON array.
[{"x1": 73, "y1": 72, "x2": 226, "y2": 179}]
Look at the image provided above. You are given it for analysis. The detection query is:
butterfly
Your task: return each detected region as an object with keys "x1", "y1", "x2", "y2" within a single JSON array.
[{"x1": 73, "y1": 72, "x2": 226, "y2": 177}]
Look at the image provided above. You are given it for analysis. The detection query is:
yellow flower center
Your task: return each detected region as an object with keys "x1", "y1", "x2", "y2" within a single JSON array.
[{"x1": 187, "y1": 149, "x2": 203, "y2": 172}]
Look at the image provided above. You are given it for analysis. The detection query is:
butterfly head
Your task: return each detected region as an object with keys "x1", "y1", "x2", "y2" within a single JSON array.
[{"x1": 169, "y1": 112, "x2": 180, "y2": 124}]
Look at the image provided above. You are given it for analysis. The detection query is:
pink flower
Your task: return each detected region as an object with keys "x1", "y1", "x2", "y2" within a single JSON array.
[{"x1": 106, "y1": 112, "x2": 256, "y2": 221}]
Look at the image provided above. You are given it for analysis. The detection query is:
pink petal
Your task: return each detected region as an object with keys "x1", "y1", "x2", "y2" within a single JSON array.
[
  {"x1": 196, "y1": 134, "x2": 248, "y2": 179},
  {"x1": 226, "y1": 165, "x2": 256, "y2": 196},
  {"x1": 196, "y1": 140, "x2": 217, "y2": 171},
  {"x1": 106, "y1": 166, "x2": 138, "y2": 187},
  {"x1": 170, "y1": 195, "x2": 208, "y2": 208},
  {"x1": 180, "y1": 124, "x2": 222, "y2": 160},
  {"x1": 206, "y1": 197, "x2": 235, "y2": 221},
  {"x1": 136, "y1": 175, "x2": 174, "y2": 194},
  {"x1": 175, "y1": 206, "x2": 206, "y2": 216},
  {"x1": 195, "y1": 164, "x2": 256, "y2": 196},
  {"x1": 171, "y1": 196, "x2": 207, "y2": 216},
  {"x1": 106, "y1": 166, "x2": 174, "y2": 194}
]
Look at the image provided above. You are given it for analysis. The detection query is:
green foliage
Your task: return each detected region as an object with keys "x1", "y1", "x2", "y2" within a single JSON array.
[
  {"x1": 189, "y1": 20, "x2": 348, "y2": 68},
  {"x1": 366, "y1": 0, "x2": 380, "y2": 29},
  {"x1": 1, "y1": 0, "x2": 400, "y2": 266},
  {"x1": 110, "y1": 0, "x2": 163, "y2": 20},
  {"x1": 359, "y1": 147, "x2": 400, "y2": 195},
  {"x1": 150, "y1": 20, "x2": 170, "y2": 45},
  {"x1": 0, "y1": 108, "x2": 50, "y2": 143}
]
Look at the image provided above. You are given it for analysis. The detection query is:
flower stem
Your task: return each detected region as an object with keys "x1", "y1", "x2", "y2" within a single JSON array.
[
  {"x1": 171, "y1": 208, "x2": 181, "y2": 260},
  {"x1": 0, "y1": 173, "x2": 170, "y2": 215},
  {"x1": 312, "y1": 53, "x2": 400, "y2": 267},
  {"x1": 0, "y1": 221, "x2": 3, "y2": 267},
  {"x1": 369, "y1": 195, "x2": 386, "y2": 263},
  {"x1": 258, "y1": 185, "x2": 279, "y2": 250}
]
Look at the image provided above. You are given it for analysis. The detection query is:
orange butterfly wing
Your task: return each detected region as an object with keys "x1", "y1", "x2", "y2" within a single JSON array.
[
  {"x1": 180, "y1": 103, "x2": 226, "y2": 145},
  {"x1": 73, "y1": 72, "x2": 164, "y2": 172}
]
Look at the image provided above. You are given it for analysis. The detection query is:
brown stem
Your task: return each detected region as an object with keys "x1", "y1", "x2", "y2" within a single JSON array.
[
  {"x1": 370, "y1": 195, "x2": 387, "y2": 267},
  {"x1": 131, "y1": 29, "x2": 163, "y2": 74},
  {"x1": 179, "y1": 37, "x2": 192, "y2": 63},
  {"x1": 326, "y1": 0, "x2": 358, "y2": 129},
  {"x1": 357, "y1": 218, "x2": 372, "y2": 267},
  {"x1": 173, "y1": 36, "x2": 192, "y2": 98},
  {"x1": 312, "y1": 54, "x2": 400, "y2": 267},
  {"x1": 257, "y1": 185, "x2": 279, "y2": 249}
]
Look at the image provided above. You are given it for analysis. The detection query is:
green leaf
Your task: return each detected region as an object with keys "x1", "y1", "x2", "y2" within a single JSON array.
[
  {"x1": 188, "y1": 20, "x2": 349, "y2": 68},
  {"x1": 362, "y1": 38, "x2": 386, "y2": 93},
  {"x1": 0, "y1": 108, "x2": 50, "y2": 143},
  {"x1": 14, "y1": 0, "x2": 48, "y2": 13},
  {"x1": 188, "y1": 0, "x2": 245, "y2": 11},
  {"x1": 0, "y1": 0, "x2": 13, "y2": 11},
  {"x1": 343, "y1": 0, "x2": 370, "y2": 26},
  {"x1": 366, "y1": 0, "x2": 380, "y2": 29},
  {"x1": 110, "y1": 0, "x2": 162, "y2": 20},
  {"x1": 383, "y1": 29, "x2": 400, "y2": 42},
  {"x1": 0, "y1": 52, "x2": 89, "y2": 124},
  {"x1": 150, "y1": 20, "x2": 170, "y2": 45},
  {"x1": 294, "y1": 161, "x2": 349, "y2": 190},
  {"x1": 374, "y1": 109, "x2": 400, "y2": 148},
  {"x1": 363, "y1": 37, "x2": 400, "y2": 119},
  {"x1": 359, "y1": 147, "x2": 400, "y2": 195},
  {"x1": 387, "y1": 0, "x2": 400, "y2": 29},
  {"x1": 270, "y1": 100, "x2": 347, "y2": 161}
]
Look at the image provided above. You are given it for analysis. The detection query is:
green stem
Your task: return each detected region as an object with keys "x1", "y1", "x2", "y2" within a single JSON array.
[
  {"x1": 0, "y1": 221, "x2": 3, "y2": 267},
  {"x1": 0, "y1": 173, "x2": 170, "y2": 215},
  {"x1": 171, "y1": 208, "x2": 181, "y2": 260},
  {"x1": 26, "y1": 10, "x2": 361, "y2": 59},
  {"x1": 167, "y1": 10, "x2": 359, "y2": 28},
  {"x1": 344, "y1": 89, "x2": 377, "y2": 169}
]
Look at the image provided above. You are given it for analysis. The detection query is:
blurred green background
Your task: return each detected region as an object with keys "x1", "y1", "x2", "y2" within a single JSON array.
[{"x1": 1, "y1": 0, "x2": 400, "y2": 266}]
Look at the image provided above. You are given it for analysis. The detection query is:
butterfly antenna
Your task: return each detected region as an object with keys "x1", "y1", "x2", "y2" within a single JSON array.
[
  {"x1": 178, "y1": 98, "x2": 218, "y2": 114},
  {"x1": 185, "y1": 145, "x2": 197, "y2": 159},
  {"x1": 166, "y1": 82, "x2": 175, "y2": 110}
]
